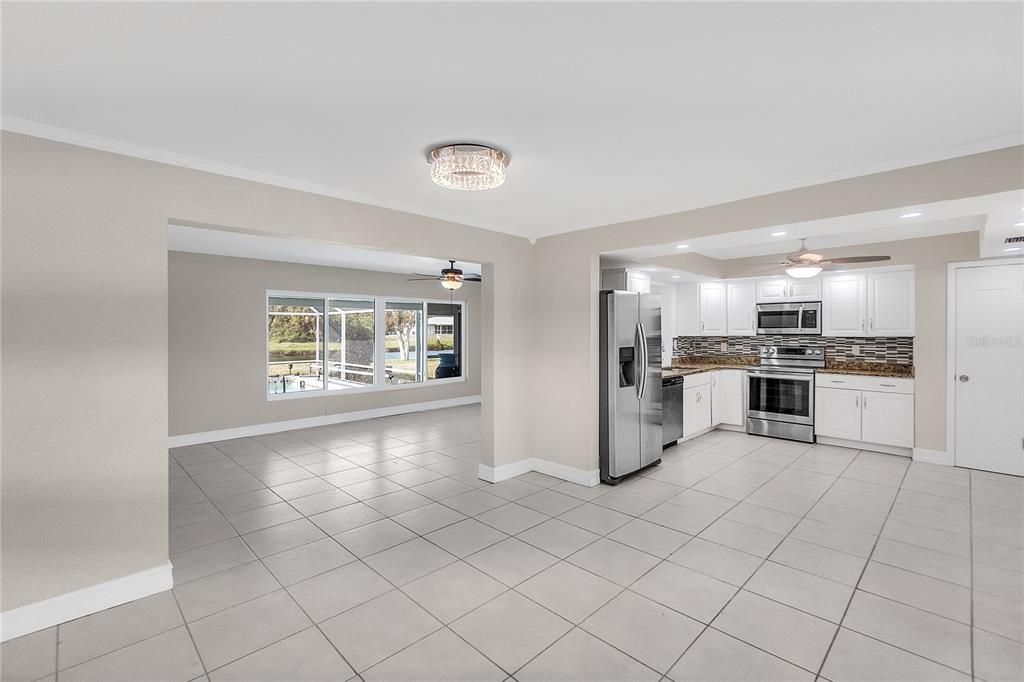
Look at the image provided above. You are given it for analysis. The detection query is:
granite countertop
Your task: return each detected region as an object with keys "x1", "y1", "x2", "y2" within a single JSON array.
[
  {"x1": 663, "y1": 356, "x2": 914, "y2": 380},
  {"x1": 818, "y1": 362, "x2": 915, "y2": 378}
]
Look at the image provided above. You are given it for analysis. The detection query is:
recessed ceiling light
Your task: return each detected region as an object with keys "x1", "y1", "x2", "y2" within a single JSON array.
[
  {"x1": 900, "y1": 212, "x2": 923, "y2": 218},
  {"x1": 770, "y1": 231, "x2": 787, "y2": 237},
  {"x1": 1015, "y1": 222, "x2": 1024, "y2": 227},
  {"x1": 676, "y1": 244, "x2": 689, "y2": 249},
  {"x1": 1004, "y1": 247, "x2": 1021, "y2": 253},
  {"x1": 671, "y1": 275, "x2": 681, "y2": 279},
  {"x1": 644, "y1": 267, "x2": 657, "y2": 271}
]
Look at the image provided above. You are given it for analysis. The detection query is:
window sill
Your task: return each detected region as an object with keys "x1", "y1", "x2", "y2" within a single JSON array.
[{"x1": 266, "y1": 375, "x2": 466, "y2": 401}]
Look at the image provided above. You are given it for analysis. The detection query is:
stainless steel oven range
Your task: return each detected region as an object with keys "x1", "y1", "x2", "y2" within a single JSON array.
[{"x1": 746, "y1": 345, "x2": 825, "y2": 443}]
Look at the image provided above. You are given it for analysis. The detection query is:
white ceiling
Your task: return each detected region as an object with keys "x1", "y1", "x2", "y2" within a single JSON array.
[
  {"x1": 2, "y1": 3, "x2": 1021, "y2": 239},
  {"x1": 167, "y1": 224, "x2": 481, "y2": 276}
]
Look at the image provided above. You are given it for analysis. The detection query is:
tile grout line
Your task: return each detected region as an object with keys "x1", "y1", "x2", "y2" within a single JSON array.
[
  {"x1": 968, "y1": 470, "x2": 975, "y2": 681},
  {"x1": 812, "y1": 455, "x2": 913, "y2": 679},
  {"x1": 508, "y1": 437, "x2": 838, "y2": 680},
  {"x1": 178, "y1": 411, "x2": 481, "y2": 679},
  {"x1": 658, "y1": 440, "x2": 870, "y2": 679}
]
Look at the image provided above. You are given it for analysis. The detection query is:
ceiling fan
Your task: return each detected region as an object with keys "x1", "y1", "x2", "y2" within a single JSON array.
[
  {"x1": 407, "y1": 260, "x2": 482, "y2": 290},
  {"x1": 761, "y1": 239, "x2": 891, "y2": 278}
]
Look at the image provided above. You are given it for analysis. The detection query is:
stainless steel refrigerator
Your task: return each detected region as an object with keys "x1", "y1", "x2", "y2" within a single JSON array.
[{"x1": 599, "y1": 290, "x2": 662, "y2": 484}]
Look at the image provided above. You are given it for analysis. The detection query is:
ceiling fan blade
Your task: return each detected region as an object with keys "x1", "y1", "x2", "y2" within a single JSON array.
[
  {"x1": 406, "y1": 277, "x2": 441, "y2": 281},
  {"x1": 462, "y1": 275, "x2": 482, "y2": 281},
  {"x1": 822, "y1": 256, "x2": 892, "y2": 264},
  {"x1": 410, "y1": 273, "x2": 442, "y2": 278}
]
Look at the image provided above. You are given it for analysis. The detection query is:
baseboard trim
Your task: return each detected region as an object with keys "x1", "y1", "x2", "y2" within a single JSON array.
[
  {"x1": 478, "y1": 458, "x2": 600, "y2": 487},
  {"x1": 816, "y1": 436, "x2": 912, "y2": 458},
  {"x1": 169, "y1": 395, "x2": 482, "y2": 447},
  {"x1": 912, "y1": 447, "x2": 953, "y2": 466},
  {"x1": 0, "y1": 562, "x2": 173, "y2": 642}
]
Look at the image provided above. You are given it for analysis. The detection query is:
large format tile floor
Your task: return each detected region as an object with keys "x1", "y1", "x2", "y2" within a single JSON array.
[{"x1": 4, "y1": 405, "x2": 1023, "y2": 681}]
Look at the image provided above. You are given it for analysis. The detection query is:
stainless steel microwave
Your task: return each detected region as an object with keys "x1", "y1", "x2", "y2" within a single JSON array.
[{"x1": 756, "y1": 301, "x2": 821, "y2": 335}]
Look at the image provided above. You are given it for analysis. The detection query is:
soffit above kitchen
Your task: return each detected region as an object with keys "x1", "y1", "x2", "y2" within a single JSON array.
[
  {"x1": 604, "y1": 190, "x2": 1024, "y2": 271},
  {"x1": 2, "y1": 2, "x2": 1021, "y2": 240}
]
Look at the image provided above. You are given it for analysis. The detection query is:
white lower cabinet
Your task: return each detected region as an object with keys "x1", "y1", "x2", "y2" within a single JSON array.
[
  {"x1": 861, "y1": 391, "x2": 914, "y2": 447},
  {"x1": 814, "y1": 373, "x2": 914, "y2": 449},
  {"x1": 815, "y1": 387, "x2": 863, "y2": 441},
  {"x1": 711, "y1": 370, "x2": 745, "y2": 427},
  {"x1": 683, "y1": 379, "x2": 712, "y2": 438}
]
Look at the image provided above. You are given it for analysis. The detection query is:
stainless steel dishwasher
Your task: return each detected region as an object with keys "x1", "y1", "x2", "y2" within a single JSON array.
[{"x1": 662, "y1": 375, "x2": 685, "y2": 447}]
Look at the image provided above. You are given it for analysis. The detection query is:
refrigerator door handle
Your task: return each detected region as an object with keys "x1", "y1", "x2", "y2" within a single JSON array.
[{"x1": 636, "y1": 321, "x2": 648, "y2": 400}]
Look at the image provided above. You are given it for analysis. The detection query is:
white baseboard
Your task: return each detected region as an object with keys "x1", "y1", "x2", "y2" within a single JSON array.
[
  {"x1": 0, "y1": 562, "x2": 173, "y2": 642},
  {"x1": 169, "y1": 395, "x2": 481, "y2": 447},
  {"x1": 913, "y1": 447, "x2": 953, "y2": 466},
  {"x1": 816, "y1": 436, "x2": 912, "y2": 458},
  {"x1": 478, "y1": 458, "x2": 600, "y2": 487}
]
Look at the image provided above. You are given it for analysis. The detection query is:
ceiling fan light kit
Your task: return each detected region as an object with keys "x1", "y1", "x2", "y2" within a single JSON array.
[
  {"x1": 408, "y1": 260, "x2": 483, "y2": 291},
  {"x1": 429, "y1": 144, "x2": 508, "y2": 191},
  {"x1": 786, "y1": 265, "x2": 823, "y2": 279},
  {"x1": 769, "y1": 238, "x2": 891, "y2": 279}
]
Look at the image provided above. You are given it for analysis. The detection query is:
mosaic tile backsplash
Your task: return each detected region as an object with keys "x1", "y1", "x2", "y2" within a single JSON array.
[{"x1": 673, "y1": 335, "x2": 914, "y2": 365}]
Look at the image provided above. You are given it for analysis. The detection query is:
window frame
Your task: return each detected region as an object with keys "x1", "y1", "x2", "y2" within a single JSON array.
[{"x1": 266, "y1": 289, "x2": 467, "y2": 401}]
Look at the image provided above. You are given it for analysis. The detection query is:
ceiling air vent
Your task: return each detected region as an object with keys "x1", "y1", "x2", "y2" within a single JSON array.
[{"x1": 1005, "y1": 235, "x2": 1024, "y2": 244}]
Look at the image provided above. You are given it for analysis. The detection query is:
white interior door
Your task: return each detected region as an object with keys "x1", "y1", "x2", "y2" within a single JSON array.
[{"x1": 954, "y1": 262, "x2": 1024, "y2": 475}]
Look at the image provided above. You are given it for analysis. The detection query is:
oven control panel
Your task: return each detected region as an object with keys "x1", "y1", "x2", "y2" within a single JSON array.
[{"x1": 758, "y1": 346, "x2": 825, "y2": 368}]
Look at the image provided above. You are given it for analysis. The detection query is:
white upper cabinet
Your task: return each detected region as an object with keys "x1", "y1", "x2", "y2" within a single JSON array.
[
  {"x1": 868, "y1": 270, "x2": 915, "y2": 336},
  {"x1": 698, "y1": 282, "x2": 728, "y2": 335},
  {"x1": 756, "y1": 278, "x2": 789, "y2": 303},
  {"x1": 601, "y1": 268, "x2": 651, "y2": 294},
  {"x1": 675, "y1": 282, "x2": 700, "y2": 337},
  {"x1": 726, "y1": 281, "x2": 756, "y2": 336},
  {"x1": 822, "y1": 269, "x2": 915, "y2": 337},
  {"x1": 627, "y1": 271, "x2": 652, "y2": 294},
  {"x1": 756, "y1": 277, "x2": 821, "y2": 303},
  {"x1": 788, "y1": 278, "x2": 822, "y2": 302},
  {"x1": 822, "y1": 273, "x2": 868, "y2": 336}
]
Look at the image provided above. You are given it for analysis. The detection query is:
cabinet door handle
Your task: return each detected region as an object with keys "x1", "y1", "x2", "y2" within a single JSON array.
[
  {"x1": 855, "y1": 395, "x2": 859, "y2": 408},
  {"x1": 830, "y1": 379, "x2": 846, "y2": 384},
  {"x1": 879, "y1": 383, "x2": 896, "y2": 387},
  {"x1": 863, "y1": 396, "x2": 868, "y2": 409},
  {"x1": 860, "y1": 319, "x2": 866, "y2": 331}
]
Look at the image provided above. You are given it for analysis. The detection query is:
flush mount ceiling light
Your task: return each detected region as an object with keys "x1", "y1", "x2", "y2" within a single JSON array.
[
  {"x1": 900, "y1": 211, "x2": 923, "y2": 218},
  {"x1": 429, "y1": 144, "x2": 508, "y2": 191},
  {"x1": 676, "y1": 244, "x2": 689, "y2": 249},
  {"x1": 771, "y1": 231, "x2": 788, "y2": 237}
]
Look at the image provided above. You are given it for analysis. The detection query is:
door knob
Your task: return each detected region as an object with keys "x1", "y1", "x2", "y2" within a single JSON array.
[{"x1": 958, "y1": 375, "x2": 970, "y2": 382}]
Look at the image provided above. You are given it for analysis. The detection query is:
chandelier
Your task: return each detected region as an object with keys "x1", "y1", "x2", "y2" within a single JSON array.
[{"x1": 429, "y1": 144, "x2": 508, "y2": 191}]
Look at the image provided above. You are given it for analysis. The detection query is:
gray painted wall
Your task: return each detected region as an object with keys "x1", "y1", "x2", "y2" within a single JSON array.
[{"x1": 168, "y1": 251, "x2": 482, "y2": 436}]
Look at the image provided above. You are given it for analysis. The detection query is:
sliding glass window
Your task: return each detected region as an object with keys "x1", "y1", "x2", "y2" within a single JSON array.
[
  {"x1": 267, "y1": 292, "x2": 463, "y2": 399},
  {"x1": 385, "y1": 301, "x2": 424, "y2": 384},
  {"x1": 267, "y1": 296, "x2": 325, "y2": 395},
  {"x1": 327, "y1": 299, "x2": 375, "y2": 389},
  {"x1": 427, "y1": 302, "x2": 463, "y2": 380}
]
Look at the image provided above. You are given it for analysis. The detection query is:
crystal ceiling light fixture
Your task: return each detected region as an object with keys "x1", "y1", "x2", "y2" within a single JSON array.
[{"x1": 429, "y1": 144, "x2": 509, "y2": 191}]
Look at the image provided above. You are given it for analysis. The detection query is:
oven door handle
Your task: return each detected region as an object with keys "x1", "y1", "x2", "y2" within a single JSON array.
[{"x1": 747, "y1": 371, "x2": 814, "y2": 382}]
